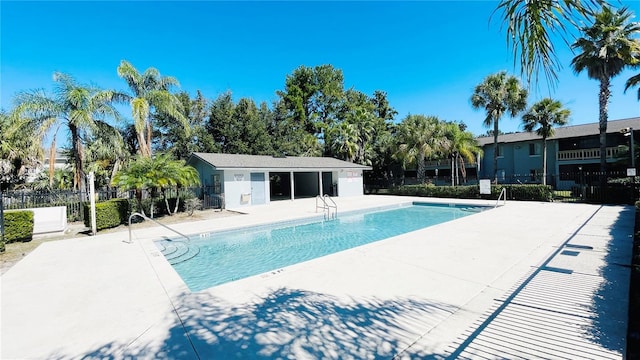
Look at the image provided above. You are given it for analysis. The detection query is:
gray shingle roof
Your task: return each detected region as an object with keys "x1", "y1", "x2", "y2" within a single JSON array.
[
  {"x1": 476, "y1": 117, "x2": 640, "y2": 146},
  {"x1": 190, "y1": 153, "x2": 372, "y2": 170}
]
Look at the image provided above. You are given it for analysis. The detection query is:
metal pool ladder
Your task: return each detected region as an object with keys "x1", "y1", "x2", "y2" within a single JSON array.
[
  {"x1": 495, "y1": 188, "x2": 507, "y2": 208},
  {"x1": 126, "y1": 212, "x2": 191, "y2": 244},
  {"x1": 316, "y1": 194, "x2": 338, "y2": 220}
]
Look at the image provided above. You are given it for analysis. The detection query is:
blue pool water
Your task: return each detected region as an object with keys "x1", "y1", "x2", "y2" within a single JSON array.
[{"x1": 156, "y1": 203, "x2": 487, "y2": 292}]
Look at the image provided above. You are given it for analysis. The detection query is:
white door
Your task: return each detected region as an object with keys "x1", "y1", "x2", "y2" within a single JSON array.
[{"x1": 250, "y1": 173, "x2": 265, "y2": 205}]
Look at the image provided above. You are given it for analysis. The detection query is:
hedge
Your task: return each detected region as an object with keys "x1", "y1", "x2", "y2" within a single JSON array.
[
  {"x1": 4, "y1": 210, "x2": 35, "y2": 243},
  {"x1": 389, "y1": 184, "x2": 553, "y2": 202},
  {"x1": 83, "y1": 198, "x2": 130, "y2": 231}
]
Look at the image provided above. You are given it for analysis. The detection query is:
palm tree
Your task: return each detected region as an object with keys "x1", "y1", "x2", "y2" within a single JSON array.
[
  {"x1": 300, "y1": 134, "x2": 323, "y2": 157},
  {"x1": 330, "y1": 106, "x2": 376, "y2": 165},
  {"x1": 571, "y1": 6, "x2": 640, "y2": 174},
  {"x1": 147, "y1": 153, "x2": 200, "y2": 215},
  {"x1": 495, "y1": 0, "x2": 602, "y2": 86},
  {"x1": 84, "y1": 120, "x2": 130, "y2": 186},
  {"x1": 11, "y1": 72, "x2": 122, "y2": 191},
  {"x1": 522, "y1": 98, "x2": 570, "y2": 185},
  {"x1": 330, "y1": 121, "x2": 359, "y2": 162},
  {"x1": 393, "y1": 115, "x2": 447, "y2": 184},
  {"x1": 0, "y1": 110, "x2": 43, "y2": 189},
  {"x1": 443, "y1": 123, "x2": 483, "y2": 186},
  {"x1": 31, "y1": 168, "x2": 73, "y2": 191},
  {"x1": 471, "y1": 71, "x2": 528, "y2": 183},
  {"x1": 111, "y1": 153, "x2": 199, "y2": 217},
  {"x1": 117, "y1": 60, "x2": 188, "y2": 157},
  {"x1": 111, "y1": 155, "x2": 155, "y2": 217}
]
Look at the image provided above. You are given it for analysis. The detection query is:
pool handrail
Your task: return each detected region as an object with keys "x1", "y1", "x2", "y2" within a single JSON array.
[
  {"x1": 495, "y1": 188, "x2": 507, "y2": 208},
  {"x1": 316, "y1": 194, "x2": 337, "y2": 220},
  {"x1": 127, "y1": 212, "x2": 191, "y2": 244}
]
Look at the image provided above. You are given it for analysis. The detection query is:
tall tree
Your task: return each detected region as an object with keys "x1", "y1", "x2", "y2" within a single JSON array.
[
  {"x1": 84, "y1": 120, "x2": 130, "y2": 186},
  {"x1": 11, "y1": 72, "x2": 122, "y2": 190},
  {"x1": 522, "y1": 98, "x2": 570, "y2": 185},
  {"x1": 393, "y1": 115, "x2": 447, "y2": 184},
  {"x1": 471, "y1": 71, "x2": 528, "y2": 183},
  {"x1": 312, "y1": 64, "x2": 345, "y2": 150},
  {"x1": 267, "y1": 100, "x2": 309, "y2": 156},
  {"x1": 233, "y1": 98, "x2": 274, "y2": 155},
  {"x1": 330, "y1": 89, "x2": 377, "y2": 164},
  {"x1": 624, "y1": 14, "x2": 640, "y2": 100},
  {"x1": 117, "y1": 60, "x2": 188, "y2": 157},
  {"x1": 495, "y1": 0, "x2": 603, "y2": 86},
  {"x1": 299, "y1": 134, "x2": 323, "y2": 157},
  {"x1": 368, "y1": 91, "x2": 397, "y2": 181},
  {"x1": 206, "y1": 91, "x2": 236, "y2": 153},
  {"x1": 0, "y1": 110, "x2": 42, "y2": 189},
  {"x1": 571, "y1": 6, "x2": 640, "y2": 173},
  {"x1": 277, "y1": 65, "x2": 317, "y2": 132},
  {"x1": 329, "y1": 121, "x2": 359, "y2": 162},
  {"x1": 277, "y1": 64, "x2": 345, "y2": 154},
  {"x1": 205, "y1": 93, "x2": 274, "y2": 155},
  {"x1": 443, "y1": 122, "x2": 483, "y2": 185},
  {"x1": 155, "y1": 90, "x2": 215, "y2": 159},
  {"x1": 371, "y1": 90, "x2": 398, "y2": 122},
  {"x1": 187, "y1": 90, "x2": 217, "y2": 155}
]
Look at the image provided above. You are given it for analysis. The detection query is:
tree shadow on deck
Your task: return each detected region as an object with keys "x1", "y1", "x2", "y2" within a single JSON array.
[{"x1": 51, "y1": 288, "x2": 457, "y2": 359}]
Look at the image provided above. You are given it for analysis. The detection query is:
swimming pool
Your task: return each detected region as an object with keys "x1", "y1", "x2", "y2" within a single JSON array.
[{"x1": 156, "y1": 203, "x2": 488, "y2": 292}]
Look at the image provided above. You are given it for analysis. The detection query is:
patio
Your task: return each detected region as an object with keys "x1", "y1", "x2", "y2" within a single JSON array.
[{"x1": 0, "y1": 196, "x2": 633, "y2": 359}]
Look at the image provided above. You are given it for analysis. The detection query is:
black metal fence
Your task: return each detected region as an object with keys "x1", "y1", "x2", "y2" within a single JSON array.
[
  {"x1": 365, "y1": 171, "x2": 639, "y2": 204},
  {"x1": 1, "y1": 186, "x2": 225, "y2": 222}
]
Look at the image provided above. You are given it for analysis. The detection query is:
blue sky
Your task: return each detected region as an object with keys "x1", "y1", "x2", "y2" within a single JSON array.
[{"x1": 2, "y1": 1, "x2": 640, "y2": 139}]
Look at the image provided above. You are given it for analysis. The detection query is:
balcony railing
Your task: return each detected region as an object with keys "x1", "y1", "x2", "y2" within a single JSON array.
[
  {"x1": 424, "y1": 159, "x2": 477, "y2": 168},
  {"x1": 557, "y1": 147, "x2": 620, "y2": 161}
]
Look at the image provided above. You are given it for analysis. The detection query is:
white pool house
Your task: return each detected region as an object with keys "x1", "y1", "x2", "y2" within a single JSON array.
[{"x1": 187, "y1": 153, "x2": 372, "y2": 209}]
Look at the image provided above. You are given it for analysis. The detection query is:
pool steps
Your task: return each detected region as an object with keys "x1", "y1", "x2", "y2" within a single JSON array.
[{"x1": 157, "y1": 240, "x2": 201, "y2": 265}]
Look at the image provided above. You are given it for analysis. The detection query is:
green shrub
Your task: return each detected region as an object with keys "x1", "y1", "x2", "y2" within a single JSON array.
[
  {"x1": 500, "y1": 184, "x2": 553, "y2": 201},
  {"x1": 83, "y1": 198, "x2": 130, "y2": 231},
  {"x1": 389, "y1": 184, "x2": 552, "y2": 202},
  {"x1": 4, "y1": 210, "x2": 34, "y2": 243}
]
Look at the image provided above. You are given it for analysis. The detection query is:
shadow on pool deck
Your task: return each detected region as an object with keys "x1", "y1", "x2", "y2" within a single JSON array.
[
  {"x1": 44, "y1": 288, "x2": 458, "y2": 359},
  {"x1": 438, "y1": 205, "x2": 633, "y2": 359},
  {"x1": 5, "y1": 199, "x2": 632, "y2": 360},
  {"x1": 587, "y1": 207, "x2": 634, "y2": 353}
]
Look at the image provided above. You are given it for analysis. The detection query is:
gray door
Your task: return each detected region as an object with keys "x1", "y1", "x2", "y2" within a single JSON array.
[{"x1": 250, "y1": 172, "x2": 266, "y2": 205}]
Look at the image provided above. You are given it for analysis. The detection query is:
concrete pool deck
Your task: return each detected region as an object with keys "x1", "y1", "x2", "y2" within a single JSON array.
[{"x1": 0, "y1": 195, "x2": 634, "y2": 359}]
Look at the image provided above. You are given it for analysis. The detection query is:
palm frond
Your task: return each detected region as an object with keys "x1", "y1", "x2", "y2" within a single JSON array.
[
  {"x1": 117, "y1": 60, "x2": 144, "y2": 97},
  {"x1": 495, "y1": 0, "x2": 609, "y2": 88},
  {"x1": 625, "y1": 73, "x2": 640, "y2": 99}
]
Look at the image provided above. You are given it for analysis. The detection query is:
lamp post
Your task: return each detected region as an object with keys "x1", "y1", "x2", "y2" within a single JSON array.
[
  {"x1": 623, "y1": 127, "x2": 635, "y2": 169},
  {"x1": 631, "y1": 128, "x2": 635, "y2": 169}
]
